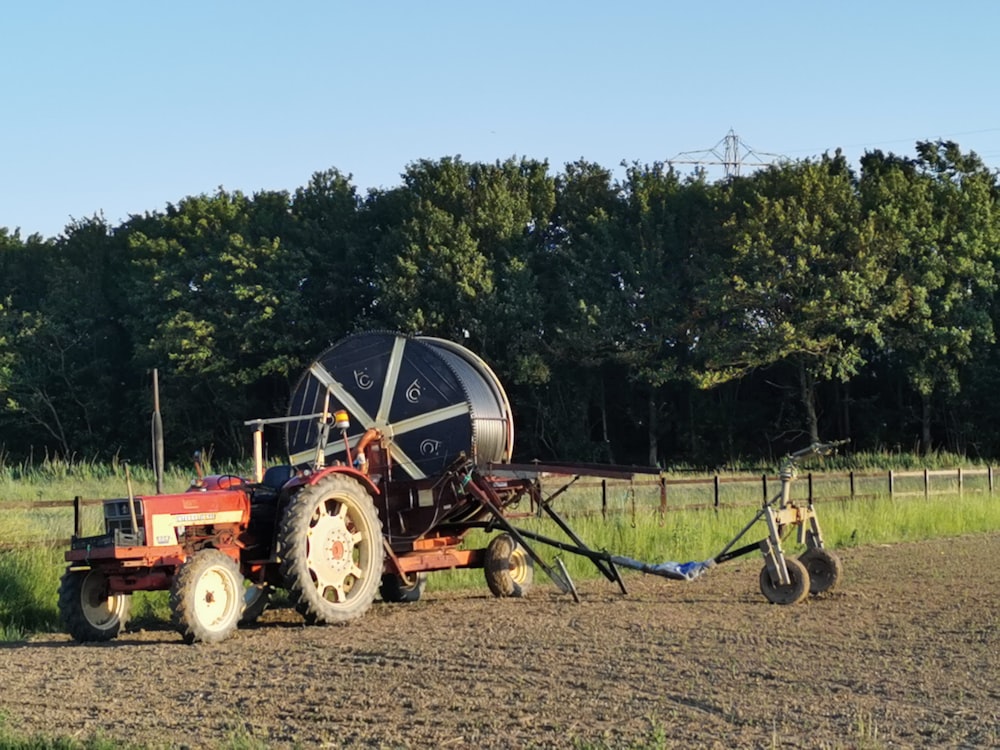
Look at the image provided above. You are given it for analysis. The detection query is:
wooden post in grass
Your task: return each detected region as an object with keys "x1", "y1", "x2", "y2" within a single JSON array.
[
  {"x1": 74, "y1": 496, "x2": 82, "y2": 539},
  {"x1": 151, "y1": 369, "x2": 164, "y2": 495}
]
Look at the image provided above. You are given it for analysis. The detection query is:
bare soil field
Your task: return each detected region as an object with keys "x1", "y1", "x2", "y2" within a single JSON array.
[{"x1": 1, "y1": 533, "x2": 998, "y2": 749}]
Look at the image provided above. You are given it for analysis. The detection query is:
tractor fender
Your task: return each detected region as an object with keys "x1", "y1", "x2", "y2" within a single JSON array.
[{"x1": 305, "y1": 465, "x2": 380, "y2": 498}]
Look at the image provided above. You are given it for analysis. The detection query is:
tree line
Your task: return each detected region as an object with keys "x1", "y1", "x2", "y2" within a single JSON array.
[{"x1": 1, "y1": 140, "x2": 998, "y2": 468}]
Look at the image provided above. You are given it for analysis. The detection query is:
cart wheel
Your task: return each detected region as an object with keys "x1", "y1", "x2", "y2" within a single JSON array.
[
  {"x1": 759, "y1": 557, "x2": 810, "y2": 605},
  {"x1": 799, "y1": 548, "x2": 842, "y2": 595},
  {"x1": 380, "y1": 572, "x2": 427, "y2": 603},
  {"x1": 484, "y1": 533, "x2": 534, "y2": 598}
]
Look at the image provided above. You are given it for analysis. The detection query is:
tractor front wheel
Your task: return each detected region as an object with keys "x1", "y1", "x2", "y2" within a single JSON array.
[
  {"x1": 484, "y1": 533, "x2": 534, "y2": 598},
  {"x1": 58, "y1": 567, "x2": 131, "y2": 642},
  {"x1": 170, "y1": 549, "x2": 245, "y2": 644},
  {"x1": 279, "y1": 474, "x2": 383, "y2": 624}
]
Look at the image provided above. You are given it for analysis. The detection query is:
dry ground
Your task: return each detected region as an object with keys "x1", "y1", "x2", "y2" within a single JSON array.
[{"x1": 1, "y1": 533, "x2": 998, "y2": 749}]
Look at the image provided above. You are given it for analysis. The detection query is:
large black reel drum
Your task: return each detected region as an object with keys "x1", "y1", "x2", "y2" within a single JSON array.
[{"x1": 286, "y1": 332, "x2": 513, "y2": 479}]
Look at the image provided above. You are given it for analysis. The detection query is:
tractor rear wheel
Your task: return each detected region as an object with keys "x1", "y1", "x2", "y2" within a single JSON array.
[
  {"x1": 170, "y1": 549, "x2": 245, "y2": 644},
  {"x1": 484, "y1": 533, "x2": 534, "y2": 598},
  {"x1": 799, "y1": 548, "x2": 843, "y2": 595},
  {"x1": 58, "y1": 567, "x2": 130, "y2": 642},
  {"x1": 279, "y1": 474, "x2": 383, "y2": 624},
  {"x1": 759, "y1": 556, "x2": 810, "y2": 605},
  {"x1": 380, "y1": 572, "x2": 427, "y2": 603}
]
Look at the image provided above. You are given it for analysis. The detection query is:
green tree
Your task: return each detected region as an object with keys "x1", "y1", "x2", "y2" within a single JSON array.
[
  {"x1": 513, "y1": 159, "x2": 634, "y2": 461},
  {"x1": 0, "y1": 219, "x2": 134, "y2": 458},
  {"x1": 860, "y1": 142, "x2": 1000, "y2": 452},
  {"x1": 123, "y1": 189, "x2": 325, "y2": 454},
  {"x1": 697, "y1": 154, "x2": 882, "y2": 444},
  {"x1": 287, "y1": 168, "x2": 368, "y2": 348},
  {"x1": 365, "y1": 156, "x2": 560, "y2": 458},
  {"x1": 617, "y1": 164, "x2": 725, "y2": 464},
  {"x1": 367, "y1": 156, "x2": 552, "y2": 341}
]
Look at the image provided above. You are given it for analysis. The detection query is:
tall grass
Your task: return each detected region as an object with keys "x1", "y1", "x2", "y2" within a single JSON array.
[
  {"x1": 0, "y1": 547, "x2": 64, "y2": 640},
  {"x1": 0, "y1": 457, "x2": 194, "y2": 503},
  {"x1": 674, "y1": 447, "x2": 991, "y2": 474}
]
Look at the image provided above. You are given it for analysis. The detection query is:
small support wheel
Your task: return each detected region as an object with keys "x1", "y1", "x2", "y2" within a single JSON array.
[
  {"x1": 799, "y1": 548, "x2": 843, "y2": 595},
  {"x1": 171, "y1": 548, "x2": 245, "y2": 644},
  {"x1": 58, "y1": 567, "x2": 131, "y2": 642},
  {"x1": 484, "y1": 533, "x2": 534, "y2": 598},
  {"x1": 240, "y1": 581, "x2": 271, "y2": 625},
  {"x1": 380, "y1": 572, "x2": 427, "y2": 603},
  {"x1": 759, "y1": 556, "x2": 810, "y2": 605}
]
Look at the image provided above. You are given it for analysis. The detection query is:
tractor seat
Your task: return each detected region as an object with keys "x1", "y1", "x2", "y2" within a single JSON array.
[
  {"x1": 251, "y1": 464, "x2": 298, "y2": 507},
  {"x1": 261, "y1": 464, "x2": 297, "y2": 490}
]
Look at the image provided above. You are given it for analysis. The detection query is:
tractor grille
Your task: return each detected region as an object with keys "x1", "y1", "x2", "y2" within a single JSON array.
[
  {"x1": 98, "y1": 498, "x2": 146, "y2": 545},
  {"x1": 69, "y1": 528, "x2": 145, "y2": 550}
]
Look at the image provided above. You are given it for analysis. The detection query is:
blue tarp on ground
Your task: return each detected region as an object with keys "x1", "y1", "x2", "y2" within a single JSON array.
[{"x1": 609, "y1": 556, "x2": 715, "y2": 581}]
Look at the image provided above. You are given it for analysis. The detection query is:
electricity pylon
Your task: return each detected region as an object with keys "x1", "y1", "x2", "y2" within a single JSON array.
[{"x1": 667, "y1": 129, "x2": 785, "y2": 178}]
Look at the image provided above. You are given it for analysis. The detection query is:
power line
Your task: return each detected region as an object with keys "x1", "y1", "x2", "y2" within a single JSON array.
[{"x1": 782, "y1": 127, "x2": 1000, "y2": 157}]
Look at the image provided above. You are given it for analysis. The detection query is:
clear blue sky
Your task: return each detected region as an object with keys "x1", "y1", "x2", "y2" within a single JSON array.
[{"x1": 3, "y1": 1, "x2": 998, "y2": 239}]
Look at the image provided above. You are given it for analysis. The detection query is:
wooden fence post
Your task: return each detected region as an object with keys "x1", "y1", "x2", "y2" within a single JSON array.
[
  {"x1": 658, "y1": 476, "x2": 666, "y2": 524},
  {"x1": 849, "y1": 470, "x2": 855, "y2": 498},
  {"x1": 888, "y1": 469, "x2": 895, "y2": 497},
  {"x1": 762, "y1": 473, "x2": 768, "y2": 504},
  {"x1": 713, "y1": 474, "x2": 720, "y2": 509},
  {"x1": 808, "y1": 472, "x2": 814, "y2": 504},
  {"x1": 601, "y1": 479, "x2": 607, "y2": 521},
  {"x1": 924, "y1": 468, "x2": 929, "y2": 500}
]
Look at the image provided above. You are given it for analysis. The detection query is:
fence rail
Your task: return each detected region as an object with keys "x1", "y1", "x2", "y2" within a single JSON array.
[
  {"x1": 1, "y1": 466, "x2": 994, "y2": 552},
  {"x1": 568, "y1": 465, "x2": 995, "y2": 517}
]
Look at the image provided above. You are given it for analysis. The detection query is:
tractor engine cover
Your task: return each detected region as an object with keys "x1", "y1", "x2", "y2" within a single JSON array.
[{"x1": 285, "y1": 332, "x2": 513, "y2": 479}]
